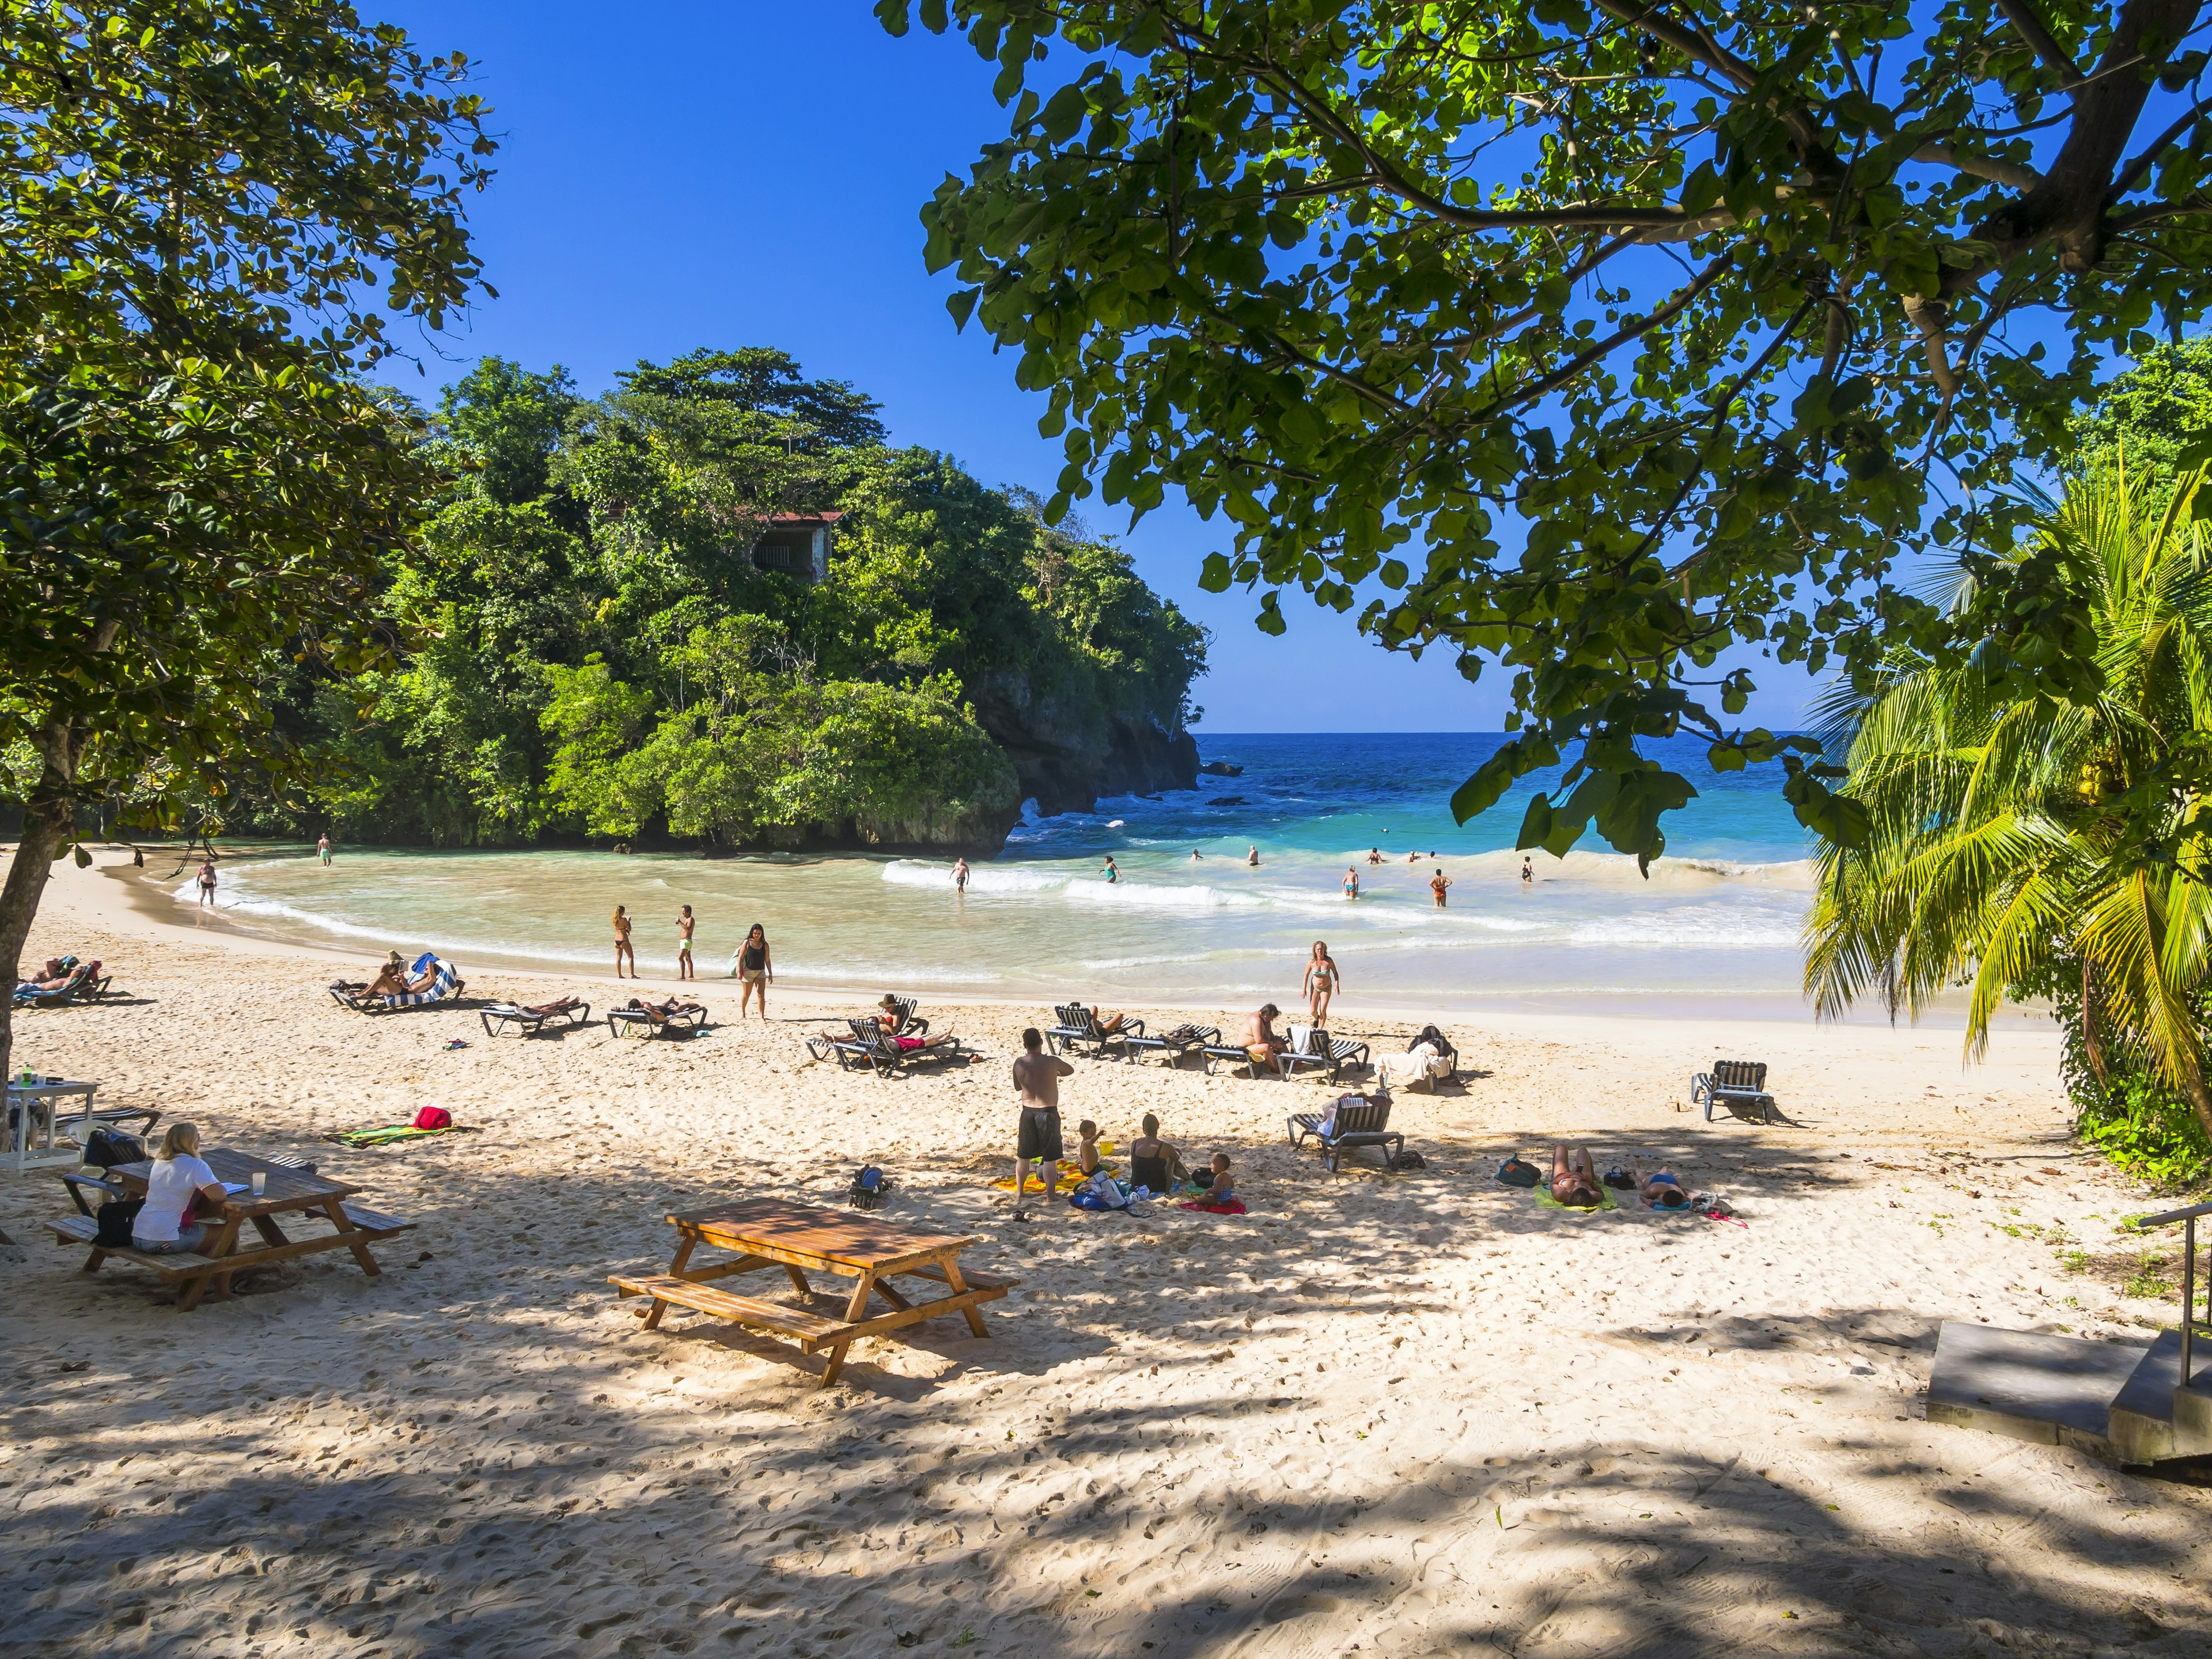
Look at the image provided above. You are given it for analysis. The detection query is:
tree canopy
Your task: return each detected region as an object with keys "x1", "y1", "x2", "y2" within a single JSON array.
[
  {"x1": 883, "y1": 0, "x2": 2212, "y2": 865},
  {"x1": 0, "y1": 0, "x2": 497, "y2": 1076},
  {"x1": 286, "y1": 350, "x2": 1206, "y2": 851}
]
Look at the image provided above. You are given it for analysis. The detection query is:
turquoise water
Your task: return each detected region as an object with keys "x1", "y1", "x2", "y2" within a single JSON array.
[{"x1": 183, "y1": 734, "x2": 1833, "y2": 1018}]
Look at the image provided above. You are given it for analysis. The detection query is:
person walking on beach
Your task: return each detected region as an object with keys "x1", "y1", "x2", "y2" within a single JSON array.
[
  {"x1": 1303, "y1": 941, "x2": 1342, "y2": 1024},
  {"x1": 1010, "y1": 1027, "x2": 1074, "y2": 1221},
  {"x1": 1343, "y1": 866, "x2": 1359, "y2": 900},
  {"x1": 1430, "y1": 868, "x2": 1452, "y2": 908},
  {"x1": 1102, "y1": 854, "x2": 1119, "y2": 884},
  {"x1": 612, "y1": 904, "x2": 635, "y2": 978},
  {"x1": 676, "y1": 904, "x2": 696, "y2": 981},
  {"x1": 733, "y1": 923, "x2": 772, "y2": 1016},
  {"x1": 953, "y1": 856, "x2": 970, "y2": 893},
  {"x1": 195, "y1": 857, "x2": 217, "y2": 910},
  {"x1": 317, "y1": 834, "x2": 333, "y2": 868}
]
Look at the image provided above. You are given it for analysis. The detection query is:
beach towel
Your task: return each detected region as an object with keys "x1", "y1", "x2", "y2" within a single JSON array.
[
  {"x1": 1533, "y1": 1182, "x2": 1620, "y2": 1213},
  {"x1": 989, "y1": 1143, "x2": 1115, "y2": 1190},
  {"x1": 1180, "y1": 1196, "x2": 1249, "y2": 1215},
  {"x1": 322, "y1": 1122, "x2": 480, "y2": 1149}
]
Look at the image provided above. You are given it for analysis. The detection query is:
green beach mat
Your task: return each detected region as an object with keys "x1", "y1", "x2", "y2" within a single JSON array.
[
  {"x1": 1532, "y1": 1181, "x2": 1620, "y2": 1212},
  {"x1": 323, "y1": 1124, "x2": 479, "y2": 1149}
]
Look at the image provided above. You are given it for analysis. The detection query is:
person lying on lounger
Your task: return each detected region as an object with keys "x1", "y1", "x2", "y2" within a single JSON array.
[
  {"x1": 1085, "y1": 1006, "x2": 1130, "y2": 1035},
  {"x1": 520, "y1": 996, "x2": 586, "y2": 1018},
  {"x1": 873, "y1": 997, "x2": 960, "y2": 1049},
  {"x1": 16, "y1": 958, "x2": 77, "y2": 993},
  {"x1": 1633, "y1": 1159, "x2": 1692, "y2": 1211},
  {"x1": 627, "y1": 995, "x2": 704, "y2": 1022},
  {"x1": 1551, "y1": 1143, "x2": 1604, "y2": 1209}
]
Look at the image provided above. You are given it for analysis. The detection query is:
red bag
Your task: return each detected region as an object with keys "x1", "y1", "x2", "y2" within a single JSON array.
[{"x1": 412, "y1": 1106, "x2": 453, "y2": 1131}]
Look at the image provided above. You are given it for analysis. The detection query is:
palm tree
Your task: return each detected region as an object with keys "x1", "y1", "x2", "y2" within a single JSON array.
[{"x1": 1804, "y1": 460, "x2": 2212, "y2": 1142}]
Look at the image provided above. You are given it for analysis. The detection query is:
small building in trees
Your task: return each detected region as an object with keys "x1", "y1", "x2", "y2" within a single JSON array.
[{"x1": 749, "y1": 512, "x2": 842, "y2": 582}]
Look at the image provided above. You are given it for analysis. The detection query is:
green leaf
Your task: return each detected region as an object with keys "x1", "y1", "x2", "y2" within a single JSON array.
[{"x1": 1198, "y1": 552, "x2": 1233, "y2": 592}]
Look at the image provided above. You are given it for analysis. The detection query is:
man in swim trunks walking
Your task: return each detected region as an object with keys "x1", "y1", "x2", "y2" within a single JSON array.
[
  {"x1": 1010, "y1": 1027, "x2": 1074, "y2": 1221},
  {"x1": 676, "y1": 904, "x2": 695, "y2": 980},
  {"x1": 953, "y1": 857, "x2": 969, "y2": 893}
]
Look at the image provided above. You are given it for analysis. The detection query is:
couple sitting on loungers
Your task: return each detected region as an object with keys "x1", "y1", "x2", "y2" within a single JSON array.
[
  {"x1": 1548, "y1": 1144, "x2": 1690, "y2": 1211},
  {"x1": 843, "y1": 995, "x2": 961, "y2": 1051},
  {"x1": 16, "y1": 956, "x2": 97, "y2": 995}
]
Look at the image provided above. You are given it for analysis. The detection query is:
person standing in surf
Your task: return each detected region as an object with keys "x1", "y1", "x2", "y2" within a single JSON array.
[
  {"x1": 317, "y1": 833, "x2": 333, "y2": 868},
  {"x1": 733, "y1": 923, "x2": 772, "y2": 1016},
  {"x1": 676, "y1": 904, "x2": 696, "y2": 980},
  {"x1": 953, "y1": 856, "x2": 970, "y2": 894},
  {"x1": 1521, "y1": 855, "x2": 1533, "y2": 885},
  {"x1": 1103, "y1": 854, "x2": 1119, "y2": 884},
  {"x1": 1430, "y1": 868, "x2": 1452, "y2": 908},
  {"x1": 1247, "y1": 845, "x2": 1260, "y2": 867},
  {"x1": 196, "y1": 857, "x2": 217, "y2": 910},
  {"x1": 1343, "y1": 866, "x2": 1359, "y2": 900},
  {"x1": 612, "y1": 904, "x2": 635, "y2": 978}
]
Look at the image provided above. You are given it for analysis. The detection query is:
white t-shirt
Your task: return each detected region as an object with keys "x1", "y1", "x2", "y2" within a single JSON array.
[{"x1": 137, "y1": 1154, "x2": 218, "y2": 1241}]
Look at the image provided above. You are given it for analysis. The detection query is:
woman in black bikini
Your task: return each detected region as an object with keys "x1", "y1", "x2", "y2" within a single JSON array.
[{"x1": 734, "y1": 923, "x2": 772, "y2": 1018}]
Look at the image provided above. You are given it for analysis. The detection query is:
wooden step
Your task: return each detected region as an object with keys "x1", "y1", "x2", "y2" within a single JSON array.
[{"x1": 609, "y1": 1274, "x2": 849, "y2": 1343}]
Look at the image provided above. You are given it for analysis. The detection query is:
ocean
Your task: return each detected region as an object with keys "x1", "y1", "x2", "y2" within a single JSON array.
[{"x1": 178, "y1": 733, "x2": 1849, "y2": 1020}]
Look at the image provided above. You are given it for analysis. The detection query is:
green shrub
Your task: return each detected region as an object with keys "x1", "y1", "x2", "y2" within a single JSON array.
[{"x1": 2077, "y1": 1074, "x2": 2212, "y2": 1188}]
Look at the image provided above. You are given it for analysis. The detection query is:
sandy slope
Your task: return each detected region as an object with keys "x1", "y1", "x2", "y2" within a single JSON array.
[{"x1": 2, "y1": 850, "x2": 2209, "y2": 1658}]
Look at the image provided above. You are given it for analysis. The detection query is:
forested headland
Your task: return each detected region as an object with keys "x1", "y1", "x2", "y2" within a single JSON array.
[{"x1": 203, "y1": 349, "x2": 1208, "y2": 855}]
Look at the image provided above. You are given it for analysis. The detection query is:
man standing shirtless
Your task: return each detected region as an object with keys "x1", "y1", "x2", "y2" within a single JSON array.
[{"x1": 1010, "y1": 1028, "x2": 1074, "y2": 1221}]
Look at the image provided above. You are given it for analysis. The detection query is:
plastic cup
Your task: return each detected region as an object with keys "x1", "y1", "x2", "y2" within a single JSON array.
[{"x1": 251, "y1": 1171, "x2": 267, "y2": 1197}]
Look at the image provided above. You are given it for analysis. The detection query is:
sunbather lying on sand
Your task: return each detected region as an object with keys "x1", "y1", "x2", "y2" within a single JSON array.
[
  {"x1": 1634, "y1": 1159, "x2": 1692, "y2": 1211},
  {"x1": 1551, "y1": 1143, "x2": 1604, "y2": 1209}
]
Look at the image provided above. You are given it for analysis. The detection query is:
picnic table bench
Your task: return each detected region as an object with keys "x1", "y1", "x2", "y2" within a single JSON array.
[
  {"x1": 611, "y1": 1198, "x2": 1017, "y2": 1386},
  {"x1": 47, "y1": 1147, "x2": 414, "y2": 1309}
]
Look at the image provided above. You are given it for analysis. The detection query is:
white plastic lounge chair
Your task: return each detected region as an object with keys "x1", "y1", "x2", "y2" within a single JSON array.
[{"x1": 1691, "y1": 1060, "x2": 1777, "y2": 1124}]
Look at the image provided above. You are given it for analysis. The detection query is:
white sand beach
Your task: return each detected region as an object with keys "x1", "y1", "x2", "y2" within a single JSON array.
[{"x1": 4, "y1": 849, "x2": 2210, "y2": 1657}]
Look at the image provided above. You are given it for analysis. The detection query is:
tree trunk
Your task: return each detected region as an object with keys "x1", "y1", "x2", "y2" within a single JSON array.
[
  {"x1": 2180, "y1": 1043, "x2": 2212, "y2": 1151},
  {"x1": 2081, "y1": 958, "x2": 2109, "y2": 1092},
  {"x1": 0, "y1": 787, "x2": 75, "y2": 1094}
]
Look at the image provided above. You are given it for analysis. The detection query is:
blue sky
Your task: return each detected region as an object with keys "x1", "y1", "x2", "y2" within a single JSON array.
[{"x1": 369, "y1": 2, "x2": 1817, "y2": 733}]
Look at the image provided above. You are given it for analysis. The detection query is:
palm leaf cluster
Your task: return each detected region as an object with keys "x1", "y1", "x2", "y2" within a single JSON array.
[{"x1": 1806, "y1": 463, "x2": 2212, "y2": 1143}]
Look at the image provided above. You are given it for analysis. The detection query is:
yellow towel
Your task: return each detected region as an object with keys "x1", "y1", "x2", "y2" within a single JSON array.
[{"x1": 990, "y1": 1145, "x2": 1116, "y2": 1191}]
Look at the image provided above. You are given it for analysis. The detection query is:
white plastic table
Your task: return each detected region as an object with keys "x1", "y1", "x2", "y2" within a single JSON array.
[{"x1": 6, "y1": 1078, "x2": 100, "y2": 1173}]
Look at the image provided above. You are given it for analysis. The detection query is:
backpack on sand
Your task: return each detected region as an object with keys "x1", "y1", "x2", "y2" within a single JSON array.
[{"x1": 1495, "y1": 1155, "x2": 1540, "y2": 1188}]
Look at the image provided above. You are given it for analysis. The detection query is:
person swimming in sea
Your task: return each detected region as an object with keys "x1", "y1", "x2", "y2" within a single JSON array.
[
  {"x1": 1191, "y1": 849, "x2": 1203, "y2": 861},
  {"x1": 1246, "y1": 845, "x2": 1259, "y2": 867},
  {"x1": 1366, "y1": 847, "x2": 1383, "y2": 865}
]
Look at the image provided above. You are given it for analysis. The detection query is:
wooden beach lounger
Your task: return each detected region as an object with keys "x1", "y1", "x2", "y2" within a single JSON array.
[
  {"x1": 1287, "y1": 1099, "x2": 1407, "y2": 1172},
  {"x1": 480, "y1": 998, "x2": 593, "y2": 1038},
  {"x1": 1691, "y1": 1059, "x2": 1777, "y2": 1124}
]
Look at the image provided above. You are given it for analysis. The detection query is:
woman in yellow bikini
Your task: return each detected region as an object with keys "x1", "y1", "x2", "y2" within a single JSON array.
[{"x1": 1302, "y1": 940, "x2": 1342, "y2": 1024}]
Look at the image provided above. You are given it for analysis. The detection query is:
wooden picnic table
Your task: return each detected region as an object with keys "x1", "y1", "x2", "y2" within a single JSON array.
[
  {"x1": 48, "y1": 1147, "x2": 415, "y2": 1309},
  {"x1": 611, "y1": 1197, "x2": 1017, "y2": 1386}
]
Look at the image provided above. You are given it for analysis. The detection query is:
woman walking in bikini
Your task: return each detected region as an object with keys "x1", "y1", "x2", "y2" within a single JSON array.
[
  {"x1": 734, "y1": 923, "x2": 773, "y2": 1017},
  {"x1": 1302, "y1": 940, "x2": 1342, "y2": 1025}
]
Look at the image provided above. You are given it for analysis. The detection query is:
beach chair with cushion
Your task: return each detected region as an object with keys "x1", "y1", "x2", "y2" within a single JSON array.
[
  {"x1": 1691, "y1": 1059, "x2": 1777, "y2": 1124},
  {"x1": 608, "y1": 999, "x2": 705, "y2": 1039},
  {"x1": 1135, "y1": 1022, "x2": 1220, "y2": 1069},
  {"x1": 1287, "y1": 1097, "x2": 1407, "y2": 1172},
  {"x1": 480, "y1": 998, "x2": 593, "y2": 1038},
  {"x1": 1279, "y1": 1025, "x2": 1372, "y2": 1084},
  {"x1": 1044, "y1": 1002, "x2": 1146, "y2": 1059},
  {"x1": 329, "y1": 953, "x2": 463, "y2": 1014},
  {"x1": 13, "y1": 963, "x2": 113, "y2": 1007}
]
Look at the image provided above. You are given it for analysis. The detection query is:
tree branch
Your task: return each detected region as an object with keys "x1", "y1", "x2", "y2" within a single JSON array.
[
  {"x1": 1913, "y1": 142, "x2": 2046, "y2": 190},
  {"x1": 1992, "y1": 0, "x2": 2087, "y2": 88}
]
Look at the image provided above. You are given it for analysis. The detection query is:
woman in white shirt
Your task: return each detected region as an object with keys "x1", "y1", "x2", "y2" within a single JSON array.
[{"x1": 135, "y1": 1122, "x2": 226, "y2": 1253}]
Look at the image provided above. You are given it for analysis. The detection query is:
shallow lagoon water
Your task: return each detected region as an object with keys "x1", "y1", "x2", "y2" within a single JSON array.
[{"x1": 181, "y1": 733, "x2": 1873, "y2": 1020}]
